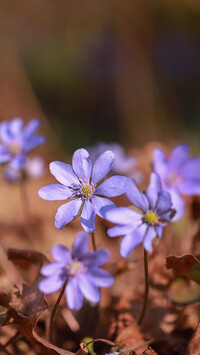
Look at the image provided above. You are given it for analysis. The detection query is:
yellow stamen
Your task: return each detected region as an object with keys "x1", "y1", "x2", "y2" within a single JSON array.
[
  {"x1": 165, "y1": 173, "x2": 182, "y2": 187},
  {"x1": 68, "y1": 261, "x2": 83, "y2": 276},
  {"x1": 81, "y1": 185, "x2": 92, "y2": 196},
  {"x1": 10, "y1": 143, "x2": 21, "y2": 154},
  {"x1": 144, "y1": 211, "x2": 158, "y2": 225}
]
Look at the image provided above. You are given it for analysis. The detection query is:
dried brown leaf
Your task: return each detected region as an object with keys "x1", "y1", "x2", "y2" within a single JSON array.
[
  {"x1": 0, "y1": 278, "x2": 74, "y2": 354},
  {"x1": 115, "y1": 319, "x2": 157, "y2": 355},
  {"x1": 75, "y1": 343, "x2": 88, "y2": 354},
  {"x1": 0, "y1": 291, "x2": 11, "y2": 308},
  {"x1": 17, "y1": 277, "x2": 48, "y2": 321},
  {"x1": 30, "y1": 329, "x2": 75, "y2": 355},
  {"x1": 166, "y1": 254, "x2": 200, "y2": 281},
  {"x1": 7, "y1": 248, "x2": 48, "y2": 270},
  {"x1": 0, "y1": 307, "x2": 29, "y2": 327},
  {"x1": 185, "y1": 321, "x2": 200, "y2": 355},
  {"x1": 0, "y1": 245, "x2": 25, "y2": 285},
  {"x1": 142, "y1": 348, "x2": 158, "y2": 355},
  {"x1": 0, "y1": 277, "x2": 47, "y2": 326}
]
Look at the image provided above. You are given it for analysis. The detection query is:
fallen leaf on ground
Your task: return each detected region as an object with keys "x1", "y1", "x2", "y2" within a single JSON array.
[
  {"x1": 166, "y1": 254, "x2": 200, "y2": 284},
  {"x1": 185, "y1": 321, "x2": 200, "y2": 355},
  {"x1": 0, "y1": 277, "x2": 74, "y2": 354},
  {"x1": 7, "y1": 248, "x2": 48, "y2": 270}
]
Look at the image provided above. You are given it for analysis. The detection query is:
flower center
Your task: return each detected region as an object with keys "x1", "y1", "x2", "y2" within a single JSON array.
[
  {"x1": 165, "y1": 172, "x2": 182, "y2": 187},
  {"x1": 77, "y1": 179, "x2": 96, "y2": 200},
  {"x1": 9, "y1": 142, "x2": 21, "y2": 155},
  {"x1": 144, "y1": 210, "x2": 158, "y2": 225},
  {"x1": 67, "y1": 261, "x2": 83, "y2": 277}
]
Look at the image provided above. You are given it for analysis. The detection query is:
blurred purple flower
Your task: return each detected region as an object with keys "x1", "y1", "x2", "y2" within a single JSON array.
[
  {"x1": 0, "y1": 117, "x2": 45, "y2": 170},
  {"x1": 39, "y1": 232, "x2": 114, "y2": 310},
  {"x1": 4, "y1": 156, "x2": 46, "y2": 183},
  {"x1": 3, "y1": 166, "x2": 22, "y2": 183},
  {"x1": 87, "y1": 142, "x2": 144, "y2": 184},
  {"x1": 154, "y1": 144, "x2": 200, "y2": 221},
  {"x1": 38, "y1": 148, "x2": 128, "y2": 233},
  {"x1": 25, "y1": 156, "x2": 46, "y2": 178},
  {"x1": 106, "y1": 173, "x2": 175, "y2": 256}
]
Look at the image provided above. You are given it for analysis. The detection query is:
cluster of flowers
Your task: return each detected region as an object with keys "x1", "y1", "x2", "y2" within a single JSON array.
[
  {"x1": 0, "y1": 117, "x2": 45, "y2": 182},
  {"x1": 38, "y1": 141, "x2": 200, "y2": 310},
  {"x1": 1, "y1": 117, "x2": 200, "y2": 313}
]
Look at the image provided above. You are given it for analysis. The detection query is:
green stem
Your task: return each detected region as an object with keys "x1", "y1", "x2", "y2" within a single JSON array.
[
  {"x1": 91, "y1": 232, "x2": 97, "y2": 251},
  {"x1": 138, "y1": 249, "x2": 149, "y2": 325},
  {"x1": 49, "y1": 281, "x2": 67, "y2": 343}
]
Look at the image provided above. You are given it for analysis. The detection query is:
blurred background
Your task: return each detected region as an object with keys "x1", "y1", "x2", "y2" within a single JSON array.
[{"x1": 0, "y1": 0, "x2": 200, "y2": 154}]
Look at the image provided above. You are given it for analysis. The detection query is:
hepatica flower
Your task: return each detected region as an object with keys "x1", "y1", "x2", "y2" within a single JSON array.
[
  {"x1": 4, "y1": 156, "x2": 46, "y2": 183},
  {"x1": 88, "y1": 142, "x2": 136, "y2": 175},
  {"x1": 0, "y1": 117, "x2": 45, "y2": 170},
  {"x1": 39, "y1": 232, "x2": 114, "y2": 310},
  {"x1": 106, "y1": 173, "x2": 175, "y2": 256},
  {"x1": 38, "y1": 148, "x2": 128, "y2": 233},
  {"x1": 154, "y1": 144, "x2": 200, "y2": 221},
  {"x1": 87, "y1": 141, "x2": 144, "y2": 184}
]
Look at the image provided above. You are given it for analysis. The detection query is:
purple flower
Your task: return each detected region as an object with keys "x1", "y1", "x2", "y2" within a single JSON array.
[
  {"x1": 87, "y1": 141, "x2": 144, "y2": 184},
  {"x1": 0, "y1": 117, "x2": 45, "y2": 170},
  {"x1": 25, "y1": 156, "x2": 46, "y2": 179},
  {"x1": 38, "y1": 148, "x2": 128, "y2": 233},
  {"x1": 39, "y1": 232, "x2": 114, "y2": 310},
  {"x1": 3, "y1": 156, "x2": 46, "y2": 183},
  {"x1": 3, "y1": 166, "x2": 21, "y2": 183},
  {"x1": 154, "y1": 144, "x2": 200, "y2": 221},
  {"x1": 106, "y1": 173, "x2": 175, "y2": 256}
]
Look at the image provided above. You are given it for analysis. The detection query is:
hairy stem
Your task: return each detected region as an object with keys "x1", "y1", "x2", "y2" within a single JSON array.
[
  {"x1": 138, "y1": 249, "x2": 149, "y2": 325},
  {"x1": 49, "y1": 281, "x2": 67, "y2": 343}
]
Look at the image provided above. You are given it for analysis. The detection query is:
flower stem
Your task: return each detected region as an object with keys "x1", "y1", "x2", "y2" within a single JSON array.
[
  {"x1": 91, "y1": 232, "x2": 97, "y2": 251},
  {"x1": 138, "y1": 249, "x2": 149, "y2": 325},
  {"x1": 19, "y1": 178, "x2": 35, "y2": 246},
  {"x1": 19, "y1": 178, "x2": 31, "y2": 223},
  {"x1": 49, "y1": 281, "x2": 67, "y2": 343}
]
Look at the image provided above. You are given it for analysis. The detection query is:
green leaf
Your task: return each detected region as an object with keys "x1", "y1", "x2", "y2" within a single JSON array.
[
  {"x1": 188, "y1": 263, "x2": 200, "y2": 284},
  {"x1": 168, "y1": 278, "x2": 200, "y2": 306}
]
